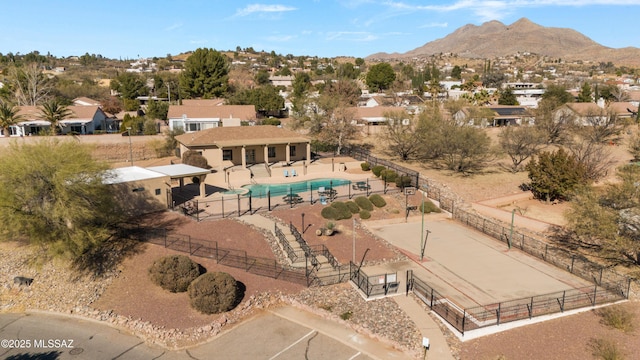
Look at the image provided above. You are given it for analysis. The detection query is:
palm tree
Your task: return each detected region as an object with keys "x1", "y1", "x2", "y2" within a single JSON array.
[
  {"x1": 0, "y1": 102, "x2": 24, "y2": 136},
  {"x1": 39, "y1": 99, "x2": 72, "y2": 135}
]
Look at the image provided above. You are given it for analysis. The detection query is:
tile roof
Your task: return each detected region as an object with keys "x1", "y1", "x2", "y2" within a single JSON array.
[
  {"x1": 17, "y1": 106, "x2": 103, "y2": 120},
  {"x1": 167, "y1": 104, "x2": 256, "y2": 120},
  {"x1": 180, "y1": 99, "x2": 226, "y2": 106},
  {"x1": 350, "y1": 106, "x2": 405, "y2": 118},
  {"x1": 176, "y1": 125, "x2": 310, "y2": 147}
]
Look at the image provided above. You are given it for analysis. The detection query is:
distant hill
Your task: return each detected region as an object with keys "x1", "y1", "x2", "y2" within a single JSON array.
[{"x1": 368, "y1": 18, "x2": 640, "y2": 66}]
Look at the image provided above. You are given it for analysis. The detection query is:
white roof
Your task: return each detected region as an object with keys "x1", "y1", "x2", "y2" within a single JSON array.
[
  {"x1": 104, "y1": 166, "x2": 167, "y2": 184},
  {"x1": 146, "y1": 164, "x2": 210, "y2": 178}
]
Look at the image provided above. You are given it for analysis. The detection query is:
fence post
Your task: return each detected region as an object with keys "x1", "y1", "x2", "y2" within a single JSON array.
[
  {"x1": 521, "y1": 234, "x2": 525, "y2": 249},
  {"x1": 496, "y1": 303, "x2": 501, "y2": 325},
  {"x1": 529, "y1": 297, "x2": 533, "y2": 319},
  {"x1": 249, "y1": 192, "x2": 252, "y2": 213},
  {"x1": 462, "y1": 310, "x2": 466, "y2": 336},
  {"x1": 237, "y1": 194, "x2": 241, "y2": 216},
  {"x1": 188, "y1": 236, "x2": 192, "y2": 255},
  {"x1": 570, "y1": 256, "x2": 575, "y2": 273},
  {"x1": 561, "y1": 291, "x2": 566, "y2": 312},
  {"x1": 544, "y1": 244, "x2": 548, "y2": 260},
  {"x1": 430, "y1": 288, "x2": 434, "y2": 308},
  {"x1": 482, "y1": 219, "x2": 486, "y2": 233},
  {"x1": 592, "y1": 284, "x2": 598, "y2": 306},
  {"x1": 221, "y1": 197, "x2": 225, "y2": 218},
  {"x1": 268, "y1": 190, "x2": 271, "y2": 211},
  {"x1": 599, "y1": 267, "x2": 603, "y2": 285},
  {"x1": 196, "y1": 200, "x2": 200, "y2": 222}
]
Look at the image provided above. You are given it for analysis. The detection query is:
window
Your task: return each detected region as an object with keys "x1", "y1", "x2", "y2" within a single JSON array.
[
  {"x1": 222, "y1": 149, "x2": 232, "y2": 161},
  {"x1": 289, "y1": 146, "x2": 296, "y2": 157},
  {"x1": 155, "y1": 189, "x2": 161, "y2": 195},
  {"x1": 268, "y1": 146, "x2": 276, "y2": 158}
]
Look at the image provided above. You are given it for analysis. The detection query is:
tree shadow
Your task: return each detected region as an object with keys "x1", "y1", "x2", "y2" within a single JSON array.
[
  {"x1": 233, "y1": 281, "x2": 247, "y2": 310},
  {"x1": 6, "y1": 351, "x2": 62, "y2": 360}
]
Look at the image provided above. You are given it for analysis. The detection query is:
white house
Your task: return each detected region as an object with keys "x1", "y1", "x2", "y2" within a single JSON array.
[{"x1": 167, "y1": 104, "x2": 255, "y2": 132}]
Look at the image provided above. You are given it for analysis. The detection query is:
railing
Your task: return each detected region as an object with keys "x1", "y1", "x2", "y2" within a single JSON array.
[
  {"x1": 274, "y1": 223, "x2": 299, "y2": 263},
  {"x1": 289, "y1": 222, "x2": 319, "y2": 270}
]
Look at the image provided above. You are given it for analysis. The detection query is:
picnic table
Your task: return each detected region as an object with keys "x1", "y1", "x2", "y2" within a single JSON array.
[
  {"x1": 282, "y1": 193, "x2": 303, "y2": 204},
  {"x1": 353, "y1": 181, "x2": 371, "y2": 191}
]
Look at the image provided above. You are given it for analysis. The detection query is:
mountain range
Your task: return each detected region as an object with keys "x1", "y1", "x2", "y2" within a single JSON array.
[{"x1": 368, "y1": 18, "x2": 640, "y2": 66}]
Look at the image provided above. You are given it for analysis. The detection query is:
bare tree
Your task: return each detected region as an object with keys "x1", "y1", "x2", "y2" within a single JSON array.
[
  {"x1": 8, "y1": 63, "x2": 52, "y2": 106},
  {"x1": 577, "y1": 110, "x2": 625, "y2": 144},
  {"x1": 534, "y1": 98, "x2": 574, "y2": 144},
  {"x1": 499, "y1": 126, "x2": 546, "y2": 172},
  {"x1": 379, "y1": 111, "x2": 422, "y2": 160},
  {"x1": 567, "y1": 138, "x2": 616, "y2": 182},
  {"x1": 317, "y1": 105, "x2": 358, "y2": 155}
]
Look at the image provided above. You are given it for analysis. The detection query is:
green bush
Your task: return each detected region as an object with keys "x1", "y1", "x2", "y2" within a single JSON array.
[
  {"x1": 188, "y1": 272, "x2": 242, "y2": 315},
  {"x1": 360, "y1": 162, "x2": 371, "y2": 171},
  {"x1": 330, "y1": 201, "x2": 352, "y2": 220},
  {"x1": 148, "y1": 255, "x2": 203, "y2": 293},
  {"x1": 368, "y1": 194, "x2": 386, "y2": 208},
  {"x1": 371, "y1": 165, "x2": 386, "y2": 177},
  {"x1": 359, "y1": 210, "x2": 371, "y2": 219},
  {"x1": 345, "y1": 201, "x2": 361, "y2": 213},
  {"x1": 354, "y1": 196, "x2": 373, "y2": 211},
  {"x1": 419, "y1": 199, "x2": 441, "y2": 214},
  {"x1": 321, "y1": 206, "x2": 339, "y2": 220},
  {"x1": 380, "y1": 169, "x2": 397, "y2": 183},
  {"x1": 395, "y1": 175, "x2": 412, "y2": 189}
]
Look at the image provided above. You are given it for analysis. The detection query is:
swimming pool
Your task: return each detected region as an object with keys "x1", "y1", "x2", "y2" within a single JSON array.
[{"x1": 242, "y1": 178, "x2": 351, "y2": 198}]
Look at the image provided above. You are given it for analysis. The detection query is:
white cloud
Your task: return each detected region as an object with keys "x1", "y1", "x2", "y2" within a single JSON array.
[
  {"x1": 267, "y1": 35, "x2": 296, "y2": 42},
  {"x1": 419, "y1": 22, "x2": 448, "y2": 28},
  {"x1": 189, "y1": 39, "x2": 208, "y2": 44},
  {"x1": 164, "y1": 23, "x2": 183, "y2": 32},
  {"x1": 234, "y1": 4, "x2": 297, "y2": 17},
  {"x1": 326, "y1": 31, "x2": 378, "y2": 41},
  {"x1": 383, "y1": 0, "x2": 640, "y2": 21}
]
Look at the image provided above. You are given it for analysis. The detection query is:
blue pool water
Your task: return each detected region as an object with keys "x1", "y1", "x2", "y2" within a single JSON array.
[{"x1": 242, "y1": 178, "x2": 351, "y2": 198}]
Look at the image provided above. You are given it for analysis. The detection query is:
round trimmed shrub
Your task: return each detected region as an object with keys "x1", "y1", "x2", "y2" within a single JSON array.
[
  {"x1": 368, "y1": 194, "x2": 386, "y2": 208},
  {"x1": 395, "y1": 175, "x2": 412, "y2": 189},
  {"x1": 360, "y1": 162, "x2": 371, "y2": 171},
  {"x1": 371, "y1": 165, "x2": 386, "y2": 177},
  {"x1": 354, "y1": 196, "x2": 373, "y2": 211},
  {"x1": 345, "y1": 201, "x2": 360, "y2": 214},
  {"x1": 330, "y1": 201, "x2": 352, "y2": 220},
  {"x1": 420, "y1": 199, "x2": 441, "y2": 214},
  {"x1": 359, "y1": 210, "x2": 371, "y2": 219},
  {"x1": 321, "y1": 206, "x2": 339, "y2": 220},
  {"x1": 148, "y1": 255, "x2": 203, "y2": 293},
  {"x1": 188, "y1": 272, "x2": 242, "y2": 314},
  {"x1": 380, "y1": 169, "x2": 397, "y2": 183}
]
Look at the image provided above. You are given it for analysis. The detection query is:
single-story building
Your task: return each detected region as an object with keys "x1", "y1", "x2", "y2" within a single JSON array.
[
  {"x1": 3, "y1": 106, "x2": 114, "y2": 137},
  {"x1": 167, "y1": 104, "x2": 256, "y2": 132},
  {"x1": 175, "y1": 125, "x2": 311, "y2": 186}
]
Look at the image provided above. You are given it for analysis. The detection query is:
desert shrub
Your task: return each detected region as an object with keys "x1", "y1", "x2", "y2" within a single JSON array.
[
  {"x1": 395, "y1": 175, "x2": 412, "y2": 188},
  {"x1": 359, "y1": 210, "x2": 371, "y2": 219},
  {"x1": 354, "y1": 196, "x2": 374, "y2": 211},
  {"x1": 368, "y1": 194, "x2": 386, "y2": 208},
  {"x1": 420, "y1": 199, "x2": 441, "y2": 214},
  {"x1": 371, "y1": 165, "x2": 386, "y2": 177},
  {"x1": 360, "y1": 162, "x2": 371, "y2": 171},
  {"x1": 330, "y1": 201, "x2": 352, "y2": 220},
  {"x1": 188, "y1": 272, "x2": 242, "y2": 314},
  {"x1": 588, "y1": 338, "x2": 625, "y2": 360},
  {"x1": 148, "y1": 255, "x2": 203, "y2": 293},
  {"x1": 345, "y1": 201, "x2": 361, "y2": 213},
  {"x1": 340, "y1": 310, "x2": 353, "y2": 320},
  {"x1": 380, "y1": 169, "x2": 398, "y2": 183},
  {"x1": 598, "y1": 306, "x2": 635, "y2": 333},
  {"x1": 321, "y1": 206, "x2": 339, "y2": 220}
]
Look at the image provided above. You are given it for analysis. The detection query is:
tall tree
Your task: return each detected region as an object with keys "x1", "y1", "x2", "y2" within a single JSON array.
[
  {"x1": 380, "y1": 111, "x2": 422, "y2": 160},
  {"x1": 577, "y1": 82, "x2": 593, "y2": 103},
  {"x1": 542, "y1": 84, "x2": 574, "y2": 104},
  {"x1": 316, "y1": 105, "x2": 358, "y2": 155},
  {"x1": 180, "y1": 48, "x2": 229, "y2": 99},
  {"x1": 0, "y1": 101, "x2": 24, "y2": 136},
  {"x1": 365, "y1": 62, "x2": 396, "y2": 92},
  {"x1": 39, "y1": 99, "x2": 72, "y2": 134},
  {"x1": 0, "y1": 139, "x2": 124, "y2": 262},
  {"x1": 8, "y1": 63, "x2": 52, "y2": 106},
  {"x1": 110, "y1": 72, "x2": 147, "y2": 100},
  {"x1": 498, "y1": 87, "x2": 518, "y2": 105},
  {"x1": 226, "y1": 85, "x2": 284, "y2": 114}
]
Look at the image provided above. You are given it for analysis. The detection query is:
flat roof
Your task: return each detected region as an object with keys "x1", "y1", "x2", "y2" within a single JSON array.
[
  {"x1": 146, "y1": 164, "x2": 211, "y2": 178},
  {"x1": 104, "y1": 166, "x2": 168, "y2": 184}
]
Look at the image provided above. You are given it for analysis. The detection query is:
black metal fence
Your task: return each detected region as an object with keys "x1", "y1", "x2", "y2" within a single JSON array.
[
  {"x1": 453, "y1": 207, "x2": 632, "y2": 295},
  {"x1": 350, "y1": 262, "x2": 400, "y2": 298},
  {"x1": 174, "y1": 177, "x2": 402, "y2": 222},
  {"x1": 408, "y1": 270, "x2": 627, "y2": 335},
  {"x1": 136, "y1": 228, "x2": 311, "y2": 287}
]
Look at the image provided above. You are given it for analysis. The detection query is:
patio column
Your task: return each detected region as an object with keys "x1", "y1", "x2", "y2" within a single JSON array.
[
  {"x1": 198, "y1": 175, "x2": 206, "y2": 199},
  {"x1": 241, "y1": 146, "x2": 246, "y2": 169},
  {"x1": 285, "y1": 143, "x2": 291, "y2": 164},
  {"x1": 306, "y1": 143, "x2": 311, "y2": 166},
  {"x1": 263, "y1": 145, "x2": 269, "y2": 166}
]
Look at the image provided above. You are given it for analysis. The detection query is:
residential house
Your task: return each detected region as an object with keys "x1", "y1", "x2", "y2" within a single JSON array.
[
  {"x1": 452, "y1": 105, "x2": 531, "y2": 127},
  {"x1": 5, "y1": 105, "x2": 112, "y2": 136},
  {"x1": 350, "y1": 106, "x2": 406, "y2": 135},
  {"x1": 72, "y1": 97, "x2": 101, "y2": 106},
  {"x1": 554, "y1": 102, "x2": 638, "y2": 126},
  {"x1": 269, "y1": 75, "x2": 294, "y2": 87},
  {"x1": 175, "y1": 126, "x2": 311, "y2": 186},
  {"x1": 167, "y1": 104, "x2": 256, "y2": 132}
]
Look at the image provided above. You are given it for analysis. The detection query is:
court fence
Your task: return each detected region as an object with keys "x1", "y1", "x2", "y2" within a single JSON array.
[{"x1": 407, "y1": 269, "x2": 628, "y2": 335}]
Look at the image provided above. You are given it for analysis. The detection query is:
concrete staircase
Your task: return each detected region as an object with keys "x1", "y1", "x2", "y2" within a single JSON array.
[{"x1": 248, "y1": 164, "x2": 270, "y2": 180}]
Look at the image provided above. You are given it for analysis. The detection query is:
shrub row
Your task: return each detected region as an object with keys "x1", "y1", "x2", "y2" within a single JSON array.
[{"x1": 322, "y1": 194, "x2": 387, "y2": 220}]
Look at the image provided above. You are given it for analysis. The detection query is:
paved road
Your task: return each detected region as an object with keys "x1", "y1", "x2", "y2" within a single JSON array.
[{"x1": 0, "y1": 308, "x2": 412, "y2": 360}]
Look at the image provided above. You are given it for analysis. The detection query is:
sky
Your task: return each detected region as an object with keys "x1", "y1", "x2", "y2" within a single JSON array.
[{"x1": 2, "y1": 1, "x2": 640, "y2": 60}]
